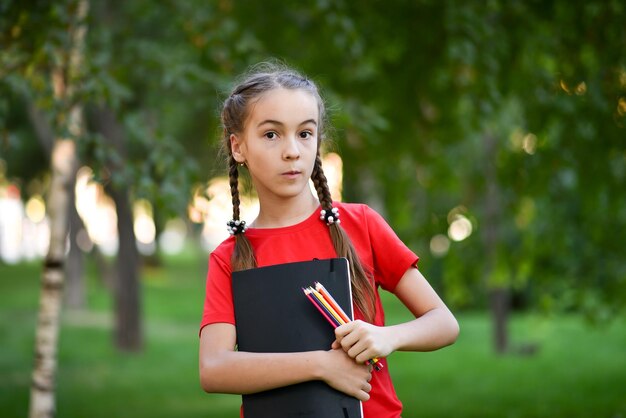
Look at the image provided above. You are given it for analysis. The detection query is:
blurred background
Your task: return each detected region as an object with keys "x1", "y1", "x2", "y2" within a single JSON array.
[{"x1": 1, "y1": 1, "x2": 625, "y2": 417}]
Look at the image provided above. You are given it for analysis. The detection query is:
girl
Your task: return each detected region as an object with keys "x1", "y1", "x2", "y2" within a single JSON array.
[{"x1": 199, "y1": 63, "x2": 459, "y2": 417}]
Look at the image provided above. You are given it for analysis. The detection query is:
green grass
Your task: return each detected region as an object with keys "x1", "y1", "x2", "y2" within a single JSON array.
[{"x1": 1, "y1": 255, "x2": 625, "y2": 418}]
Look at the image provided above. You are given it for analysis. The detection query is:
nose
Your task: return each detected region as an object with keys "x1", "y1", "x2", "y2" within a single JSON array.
[{"x1": 282, "y1": 135, "x2": 300, "y2": 160}]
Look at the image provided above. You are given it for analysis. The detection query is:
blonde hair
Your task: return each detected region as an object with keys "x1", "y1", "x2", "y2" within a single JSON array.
[{"x1": 220, "y1": 63, "x2": 376, "y2": 322}]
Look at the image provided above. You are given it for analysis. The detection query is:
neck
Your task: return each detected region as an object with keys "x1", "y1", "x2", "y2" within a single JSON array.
[{"x1": 253, "y1": 192, "x2": 320, "y2": 228}]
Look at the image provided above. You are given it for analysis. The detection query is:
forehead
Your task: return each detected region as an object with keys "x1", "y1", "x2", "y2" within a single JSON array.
[{"x1": 246, "y1": 88, "x2": 319, "y2": 126}]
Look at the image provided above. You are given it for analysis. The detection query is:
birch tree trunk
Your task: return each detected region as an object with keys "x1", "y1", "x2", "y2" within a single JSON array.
[
  {"x1": 29, "y1": 2, "x2": 89, "y2": 417},
  {"x1": 27, "y1": 102, "x2": 86, "y2": 309}
]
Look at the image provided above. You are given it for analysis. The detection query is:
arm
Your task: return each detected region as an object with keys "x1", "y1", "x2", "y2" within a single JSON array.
[
  {"x1": 333, "y1": 267, "x2": 459, "y2": 364},
  {"x1": 199, "y1": 322, "x2": 373, "y2": 401}
]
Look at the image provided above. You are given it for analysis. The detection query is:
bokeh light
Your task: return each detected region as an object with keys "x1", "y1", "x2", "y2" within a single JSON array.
[
  {"x1": 430, "y1": 234, "x2": 450, "y2": 257},
  {"x1": 159, "y1": 218, "x2": 187, "y2": 255},
  {"x1": 522, "y1": 133, "x2": 537, "y2": 155},
  {"x1": 0, "y1": 184, "x2": 25, "y2": 264},
  {"x1": 25, "y1": 195, "x2": 46, "y2": 223},
  {"x1": 75, "y1": 166, "x2": 118, "y2": 256},
  {"x1": 448, "y1": 216, "x2": 473, "y2": 242},
  {"x1": 447, "y1": 206, "x2": 473, "y2": 242},
  {"x1": 1, "y1": 152, "x2": 345, "y2": 259}
]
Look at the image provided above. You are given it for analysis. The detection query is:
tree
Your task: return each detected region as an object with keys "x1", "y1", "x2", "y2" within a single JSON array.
[
  {"x1": 13, "y1": 2, "x2": 90, "y2": 416},
  {"x1": 225, "y1": 0, "x2": 626, "y2": 351},
  {"x1": 3, "y1": 1, "x2": 624, "y2": 367}
]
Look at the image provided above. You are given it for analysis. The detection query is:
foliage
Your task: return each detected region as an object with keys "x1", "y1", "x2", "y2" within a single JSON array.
[{"x1": 1, "y1": 1, "x2": 625, "y2": 317}]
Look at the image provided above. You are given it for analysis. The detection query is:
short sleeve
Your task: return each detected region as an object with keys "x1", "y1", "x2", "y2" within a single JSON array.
[
  {"x1": 200, "y1": 250, "x2": 236, "y2": 333},
  {"x1": 363, "y1": 205, "x2": 419, "y2": 292}
]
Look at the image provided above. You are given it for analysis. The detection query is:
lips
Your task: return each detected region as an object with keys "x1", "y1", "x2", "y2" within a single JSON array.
[{"x1": 281, "y1": 170, "x2": 302, "y2": 179}]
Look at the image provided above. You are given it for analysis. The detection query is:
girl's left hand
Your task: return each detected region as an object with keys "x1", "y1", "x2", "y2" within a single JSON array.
[{"x1": 332, "y1": 320, "x2": 394, "y2": 364}]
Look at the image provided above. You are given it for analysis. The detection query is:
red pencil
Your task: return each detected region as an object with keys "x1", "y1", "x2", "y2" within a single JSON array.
[
  {"x1": 303, "y1": 288, "x2": 341, "y2": 328},
  {"x1": 305, "y1": 282, "x2": 384, "y2": 371},
  {"x1": 314, "y1": 282, "x2": 351, "y2": 324}
]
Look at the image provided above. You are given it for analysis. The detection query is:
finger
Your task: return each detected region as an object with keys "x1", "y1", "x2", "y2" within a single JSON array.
[
  {"x1": 355, "y1": 390, "x2": 370, "y2": 402},
  {"x1": 347, "y1": 340, "x2": 370, "y2": 361},
  {"x1": 355, "y1": 348, "x2": 377, "y2": 364},
  {"x1": 334, "y1": 322, "x2": 353, "y2": 339},
  {"x1": 339, "y1": 331, "x2": 361, "y2": 352}
]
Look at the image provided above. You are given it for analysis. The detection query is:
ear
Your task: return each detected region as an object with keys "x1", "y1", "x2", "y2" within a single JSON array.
[{"x1": 230, "y1": 133, "x2": 246, "y2": 163}]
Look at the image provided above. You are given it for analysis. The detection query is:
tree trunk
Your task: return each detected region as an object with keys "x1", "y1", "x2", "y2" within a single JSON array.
[
  {"x1": 29, "y1": 2, "x2": 89, "y2": 417},
  {"x1": 27, "y1": 103, "x2": 54, "y2": 156},
  {"x1": 93, "y1": 106, "x2": 143, "y2": 352},
  {"x1": 482, "y1": 132, "x2": 510, "y2": 354},
  {"x1": 28, "y1": 100, "x2": 86, "y2": 310},
  {"x1": 30, "y1": 141, "x2": 77, "y2": 418},
  {"x1": 489, "y1": 287, "x2": 510, "y2": 353},
  {"x1": 109, "y1": 185, "x2": 143, "y2": 351},
  {"x1": 88, "y1": 245, "x2": 114, "y2": 290},
  {"x1": 64, "y1": 178, "x2": 86, "y2": 309}
]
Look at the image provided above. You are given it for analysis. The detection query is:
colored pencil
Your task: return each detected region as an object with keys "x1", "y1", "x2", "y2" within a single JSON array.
[
  {"x1": 314, "y1": 282, "x2": 351, "y2": 324},
  {"x1": 303, "y1": 288, "x2": 341, "y2": 328},
  {"x1": 303, "y1": 283, "x2": 383, "y2": 371},
  {"x1": 310, "y1": 287, "x2": 346, "y2": 325}
]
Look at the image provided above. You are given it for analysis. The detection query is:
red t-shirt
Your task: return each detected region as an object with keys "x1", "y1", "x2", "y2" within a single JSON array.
[{"x1": 200, "y1": 202, "x2": 419, "y2": 418}]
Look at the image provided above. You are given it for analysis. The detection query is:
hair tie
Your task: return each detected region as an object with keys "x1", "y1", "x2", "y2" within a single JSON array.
[
  {"x1": 227, "y1": 219, "x2": 247, "y2": 235},
  {"x1": 320, "y1": 207, "x2": 340, "y2": 226}
]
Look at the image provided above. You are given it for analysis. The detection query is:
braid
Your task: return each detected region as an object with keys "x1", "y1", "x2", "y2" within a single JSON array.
[
  {"x1": 311, "y1": 153, "x2": 377, "y2": 322},
  {"x1": 229, "y1": 157, "x2": 241, "y2": 220},
  {"x1": 228, "y1": 157, "x2": 256, "y2": 271},
  {"x1": 311, "y1": 153, "x2": 333, "y2": 210},
  {"x1": 220, "y1": 63, "x2": 374, "y2": 313}
]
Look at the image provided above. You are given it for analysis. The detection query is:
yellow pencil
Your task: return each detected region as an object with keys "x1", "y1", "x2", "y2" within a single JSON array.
[
  {"x1": 310, "y1": 287, "x2": 346, "y2": 325},
  {"x1": 305, "y1": 283, "x2": 383, "y2": 371}
]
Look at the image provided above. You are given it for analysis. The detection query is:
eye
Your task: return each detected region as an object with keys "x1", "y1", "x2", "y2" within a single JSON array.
[
  {"x1": 264, "y1": 131, "x2": 278, "y2": 140},
  {"x1": 299, "y1": 130, "x2": 313, "y2": 139}
]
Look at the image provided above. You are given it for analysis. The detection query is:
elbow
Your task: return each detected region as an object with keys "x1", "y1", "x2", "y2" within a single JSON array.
[
  {"x1": 450, "y1": 319, "x2": 460, "y2": 345},
  {"x1": 199, "y1": 359, "x2": 223, "y2": 393},
  {"x1": 199, "y1": 376, "x2": 214, "y2": 394},
  {"x1": 429, "y1": 307, "x2": 459, "y2": 349},
  {"x1": 199, "y1": 369, "x2": 214, "y2": 393},
  {"x1": 443, "y1": 312, "x2": 460, "y2": 347}
]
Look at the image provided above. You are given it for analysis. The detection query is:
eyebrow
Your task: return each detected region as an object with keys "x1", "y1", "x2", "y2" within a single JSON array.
[{"x1": 257, "y1": 119, "x2": 318, "y2": 128}]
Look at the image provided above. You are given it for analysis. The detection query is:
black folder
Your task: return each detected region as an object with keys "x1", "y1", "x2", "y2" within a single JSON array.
[{"x1": 232, "y1": 258, "x2": 363, "y2": 418}]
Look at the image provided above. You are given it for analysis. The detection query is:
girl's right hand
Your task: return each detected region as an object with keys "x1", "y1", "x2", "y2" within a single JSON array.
[{"x1": 318, "y1": 348, "x2": 372, "y2": 401}]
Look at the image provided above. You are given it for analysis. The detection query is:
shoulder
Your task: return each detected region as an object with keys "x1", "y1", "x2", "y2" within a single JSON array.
[
  {"x1": 209, "y1": 236, "x2": 236, "y2": 265},
  {"x1": 335, "y1": 201, "x2": 385, "y2": 225},
  {"x1": 334, "y1": 202, "x2": 392, "y2": 244},
  {"x1": 335, "y1": 201, "x2": 369, "y2": 218}
]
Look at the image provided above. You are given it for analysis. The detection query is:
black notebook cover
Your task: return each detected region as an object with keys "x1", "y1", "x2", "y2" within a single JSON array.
[{"x1": 232, "y1": 258, "x2": 363, "y2": 418}]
